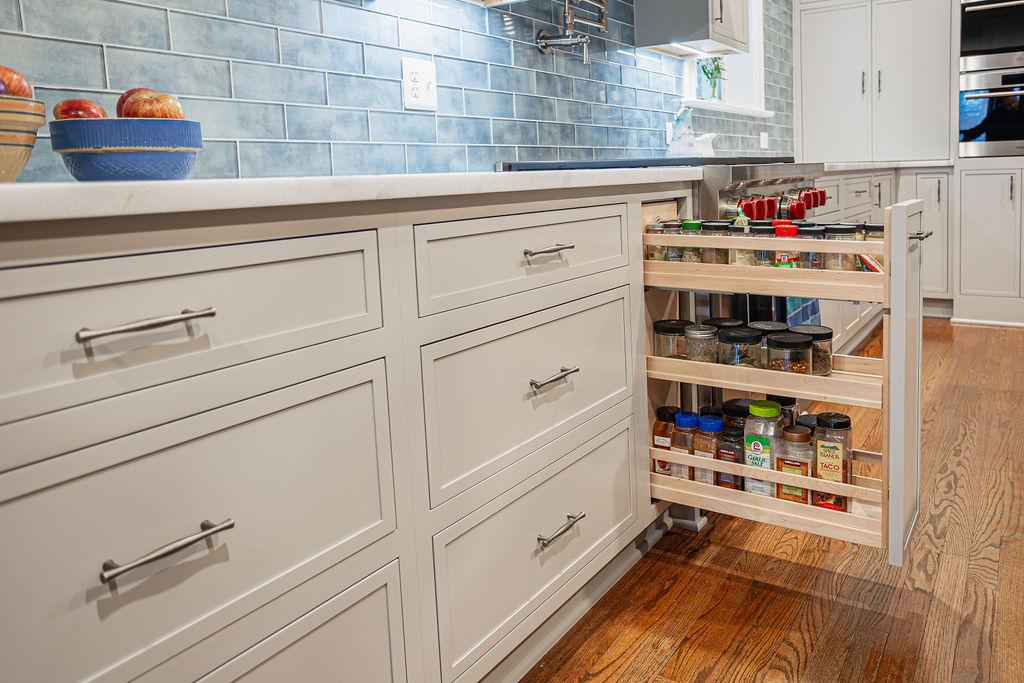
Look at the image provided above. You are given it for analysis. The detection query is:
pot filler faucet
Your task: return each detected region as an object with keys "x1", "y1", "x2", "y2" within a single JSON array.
[{"x1": 536, "y1": 0, "x2": 609, "y2": 65}]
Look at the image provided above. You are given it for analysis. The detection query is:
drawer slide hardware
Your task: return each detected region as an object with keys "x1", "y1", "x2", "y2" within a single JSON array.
[
  {"x1": 76, "y1": 306, "x2": 216, "y2": 343},
  {"x1": 100, "y1": 518, "x2": 235, "y2": 584},
  {"x1": 529, "y1": 365, "x2": 581, "y2": 391},
  {"x1": 537, "y1": 512, "x2": 585, "y2": 548},
  {"x1": 523, "y1": 243, "x2": 575, "y2": 258}
]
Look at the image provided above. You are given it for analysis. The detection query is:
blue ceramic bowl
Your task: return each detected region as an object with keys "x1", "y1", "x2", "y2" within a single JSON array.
[{"x1": 49, "y1": 118, "x2": 202, "y2": 181}]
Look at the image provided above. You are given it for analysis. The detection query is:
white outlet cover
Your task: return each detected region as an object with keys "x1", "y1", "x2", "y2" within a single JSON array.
[
  {"x1": 759, "y1": 131, "x2": 769, "y2": 149},
  {"x1": 402, "y1": 58, "x2": 437, "y2": 111}
]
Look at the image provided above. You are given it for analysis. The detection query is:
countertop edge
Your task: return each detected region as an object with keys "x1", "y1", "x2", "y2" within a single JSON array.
[{"x1": 822, "y1": 160, "x2": 955, "y2": 172}]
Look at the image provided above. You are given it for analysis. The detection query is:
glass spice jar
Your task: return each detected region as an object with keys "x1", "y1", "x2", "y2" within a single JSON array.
[
  {"x1": 823, "y1": 225, "x2": 861, "y2": 271},
  {"x1": 865, "y1": 223, "x2": 885, "y2": 267},
  {"x1": 716, "y1": 426, "x2": 745, "y2": 490},
  {"x1": 701, "y1": 220, "x2": 731, "y2": 264},
  {"x1": 789, "y1": 324, "x2": 834, "y2": 376},
  {"x1": 670, "y1": 411, "x2": 699, "y2": 479},
  {"x1": 766, "y1": 394, "x2": 799, "y2": 427},
  {"x1": 663, "y1": 220, "x2": 683, "y2": 262},
  {"x1": 717, "y1": 326, "x2": 763, "y2": 367},
  {"x1": 727, "y1": 222, "x2": 756, "y2": 266},
  {"x1": 766, "y1": 332, "x2": 813, "y2": 374},
  {"x1": 645, "y1": 222, "x2": 667, "y2": 261},
  {"x1": 653, "y1": 319, "x2": 693, "y2": 359},
  {"x1": 723, "y1": 398, "x2": 752, "y2": 432},
  {"x1": 744, "y1": 400, "x2": 782, "y2": 497},
  {"x1": 751, "y1": 223, "x2": 775, "y2": 267},
  {"x1": 702, "y1": 317, "x2": 744, "y2": 330},
  {"x1": 748, "y1": 320, "x2": 788, "y2": 367},
  {"x1": 681, "y1": 220, "x2": 703, "y2": 262},
  {"x1": 692, "y1": 414, "x2": 723, "y2": 485},
  {"x1": 684, "y1": 324, "x2": 718, "y2": 363},
  {"x1": 813, "y1": 412, "x2": 853, "y2": 512},
  {"x1": 652, "y1": 405, "x2": 680, "y2": 475},
  {"x1": 797, "y1": 223, "x2": 825, "y2": 269},
  {"x1": 776, "y1": 425, "x2": 814, "y2": 503},
  {"x1": 774, "y1": 224, "x2": 801, "y2": 267}
]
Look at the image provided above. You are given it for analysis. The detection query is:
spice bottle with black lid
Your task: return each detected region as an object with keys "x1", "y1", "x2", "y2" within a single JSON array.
[
  {"x1": 766, "y1": 394, "x2": 799, "y2": 427},
  {"x1": 653, "y1": 319, "x2": 693, "y2": 359},
  {"x1": 790, "y1": 324, "x2": 834, "y2": 376},
  {"x1": 717, "y1": 326, "x2": 763, "y2": 367},
  {"x1": 652, "y1": 405, "x2": 680, "y2": 475},
  {"x1": 813, "y1": 412, "x2": 853, "y2": 512},
  {"x1": 766, "y1": 332, "x2": 813, "y2": 374},
  {"x1": 723, "y1": 398, "x2": 752, "y2": 431},
  {"x1": 749, "y1": 320, "x2": 788, "y2": 365}
]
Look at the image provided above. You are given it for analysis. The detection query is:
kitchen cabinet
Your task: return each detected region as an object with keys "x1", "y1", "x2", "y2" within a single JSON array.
[
  {"x1": 799, "y1": 2, "x2": 872, "y2": 162},
  {"x1": 798, "y1": 0, "x2": 952, "y2": 163},
  {"x1": 917, "y1": 174, "x2": 950, "y2": 297},
  {"x1": 871, "y1": 174, "x2": 893, "y2": 224},
  {"x1": 635, "y1": 0, "x2": 750, "y2": 56},
  {"x1": 960, "y1": 170, "x2": 1022, "y2": 298}
]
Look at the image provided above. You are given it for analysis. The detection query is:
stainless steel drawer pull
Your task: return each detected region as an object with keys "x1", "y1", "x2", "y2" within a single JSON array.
[
  {"x1": 76, "y1": 306, "x2": 216, "y2": 343},
  {"x1": 964, "y1": 90, "x2": 1024, "y2": 99},
  {"x1": 965, "y1": 0, "x2": 1024, "y2": 12},
  {"x1": 523, "y1": 243, "x2": 575, "y2": 258},
  {"x1": 909, "y1": 231, "x2": 934, "y2": 241},
  {"x1": 529, "y1": 365, "x2": 580, "y2": 391},
  {"x1": 100, "y1": 518, "x2": 235, "y2": 584},
  {"x1": 538, "y1": 512, "x2": 585, "y2": 548},
  {"x1": 854, "y1": 189, "x2": 868, "y2": 195}
]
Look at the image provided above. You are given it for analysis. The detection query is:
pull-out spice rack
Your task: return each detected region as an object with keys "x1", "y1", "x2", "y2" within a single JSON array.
[{"x1": 642, "y1": 202, "x2": 925, "y2": 566}]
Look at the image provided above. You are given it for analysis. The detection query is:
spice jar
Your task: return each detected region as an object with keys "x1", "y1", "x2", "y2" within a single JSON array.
[
  {"x1": 727, "y1": 223, "x2": 755, "y2": 266},
  {"x1": 717, "y1": 326, "x2": 762, "y2": 367},
  {"x1": 663, "y1": 220, "x2": 683, "y2": 262},
  {"x1": 699, "y1": 405, "x2": 723, "y2": 418},
  {"x1": 777, "y1": 425, "x2": 813, "y2": 503},
  {"x1": 723, "y1": 398, "x2": 752, "y2": 431},
  {"x1": 796, "y1": 413, "x2": 818, "y2": 430},
  {"x1": 681, "y1": 220, "x2": 703, "y2": 262},
  {"x1": 865, "y1": 223, "x2": 885, "y2": 266},
  {"x1": 716, "y1": 426, "x2": 745, "y2": 490},
  {"x1": 748, "y1": 320, "x2": 788, "y2": 366},
  {"x1": 645, "y1": 222, "x2": 667, "y2": 261},
  {"x1": 744, "y1": 400, "x2": 782, "y2": 496},
  {"x1": 670, "y1": 411, "x2": 699, "y2": 479},
  {"x1": 751, "y1": 223, "x2": 775, "y2": 267},
  {"x1": 702, "y1": 317, "x2": 744, "y2": 330},
  {"x1": 797, "y1": 223, "x2": 825, "y2": 269},
  {"x1": 813, "y1": 412, "x2": 853, "y2": 511},
  {"x1": 766, "y1": 394, "x2": 799, "y2": 427},
  {"x1": 823, "y1": 225, "x2": 860, "y2": 271},
  {"x1": 684, "y1": 324, "x2": 719, "y2": 363},
  {"x1": 790, "y1": 324, "x2": 834, "y2": 376},
  {"x1": 774, "y1": 224, "x2": 801, "y2": 267},
  {"x1": 766, "y1": 332, "x2": 813, "y2": 374},
  {"x1": 652, "y1": 405, "x2": 680, "y2": 475},
  {"x1": 653, "y1": 319, "x2": 693, "y2": 359},
  {"x1": 692, "y1": 414, "x2": 723, "y2": 485},
  {"x1": 701, "y1": 221, "x2": 731, "y2": 265}
]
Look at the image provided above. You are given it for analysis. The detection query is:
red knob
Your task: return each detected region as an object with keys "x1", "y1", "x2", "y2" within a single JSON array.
[
  {"x1": 790, "y1": 200, "x2": 806, "y2": 219},
  {"x1": 816, "y1": 189, "x2": 827, "y2": 206},
  {"x1": 764, "y1": 196, "x2": 778, "y2": 219},
  {"x1": 753, "y1": 197, "x2": 767, "y2": 220}
]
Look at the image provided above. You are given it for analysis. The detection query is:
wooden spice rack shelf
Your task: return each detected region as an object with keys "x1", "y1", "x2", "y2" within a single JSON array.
[{"x1": 646, "y1": 355, "x2": 885, "y2": 409}]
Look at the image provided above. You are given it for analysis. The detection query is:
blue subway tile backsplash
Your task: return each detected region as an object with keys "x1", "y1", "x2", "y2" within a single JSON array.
[{"x1": 9, "y1": 0, "x2": 793, "y2": 180}]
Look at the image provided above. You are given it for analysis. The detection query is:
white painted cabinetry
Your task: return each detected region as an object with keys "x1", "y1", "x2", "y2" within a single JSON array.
[
  {"x1": 716, "y1": 0, "x2": 751, "y2": 47},
  {"x1": 959, "y1": 170, "x2": 1022, "y2": 298},
  {"x1": 918, "y1": 174, "x2": 950, "y2": 297}
]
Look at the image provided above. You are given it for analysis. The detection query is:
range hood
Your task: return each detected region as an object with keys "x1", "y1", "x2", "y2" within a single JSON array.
[{"x1": 634, "y1": 0, "x2": 750, "y2": 56}]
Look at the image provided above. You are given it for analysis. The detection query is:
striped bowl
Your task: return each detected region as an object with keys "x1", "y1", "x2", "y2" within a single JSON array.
[
  {"x1": 49, "y1": 118, "x2": 202, "y2": 181},
  {"x1": 0, "y1": 97, "x2": 45, "y2": 182}
]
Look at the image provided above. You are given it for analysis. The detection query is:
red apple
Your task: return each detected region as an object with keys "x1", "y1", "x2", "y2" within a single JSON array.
[
  {"x1": 116, "y1": 87, "x2": 156, "y2": 117},
  {"x1": 0, "y1": 65, "x2": 32, "y2": 98},
  {"x1": 119, "y1": 90, "x2": 184, "y2": 119},
  {"x1": 53, "y1": 98, "x2": 109, "y2": 120}
]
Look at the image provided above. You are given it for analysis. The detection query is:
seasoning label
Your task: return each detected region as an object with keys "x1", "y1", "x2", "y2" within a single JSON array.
[
  {"x1": 744, "y1": 435, "x2": 773, "y2": 496},
  {"x1": 693, "y1": 449, "x2": 715, "y2": 485},
  {"x1": 777, "y1": 457, "x2": 809, "y2": 502},
  {"x1": 654, "y1": 436, "x2": 672, "y2": 449},
  {"x1": 814, "y1": 440, "x2": 846, "y2": 511},
  {"x1": 654, "y1": 459, "x2": 671, "y2": 474}
]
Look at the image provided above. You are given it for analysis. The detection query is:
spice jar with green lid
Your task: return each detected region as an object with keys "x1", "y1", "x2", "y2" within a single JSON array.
[
  {"x1": 645, "y1": 222, "x2": 667, "y2": 261},
  {"x1": 744, "y1": 400, "x2": 782, "y2": 497},
  {"x1": 717, "y1": 326, "x2": 762, "y2": 367},
  {"x1": 790, "y1": 324, "x2": 834, "y2": 376},
  {"x1": 823, "y1": 224, "x2": 861, "y2": 271},
  {"x1": 701, "y1": 220, "x2": 731, "y2": 264},
  {"x1": 684, "y1": 324, "x2": 718, "y2": 362},
  {"x1": 750, "y1": 224, "x2": 775, "y2": 267},
  {"x1": 653, "y1": 319, "x2": 693, "y2": 359},
  {"x1": 766, "y1": 332, "x2": 813, "y2": 374},
  {"x1": 748, "y1": 320, "x2": 788, "y2": 366},
  {"x1": 681, "y1": 220, "x2": 703, "y2": 262}
]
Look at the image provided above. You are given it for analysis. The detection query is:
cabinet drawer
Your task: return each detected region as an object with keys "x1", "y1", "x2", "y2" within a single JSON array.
[
  {"x1": 414, "y1": 205, "x2": 628, "y2": 315},
  {"x1": 0, "y1": 359, "x2": 395, "y2": 683},
  {"x1": 817, "y1": 179, "x2": 840, "y2": 215},
  {"x1": 198, "y1": 561, "x2": 406, "y2": 682},
  {"x1": 433, "y1": 418, "x2": 635, "y2": 682},
  {"x1": 0, "y1": 231, "x2": 382, "y2": 425},
  {"x1": 843, "y1": 178, "x2": 873, "y2": 210},
  {"x1": 422, "y1": 287, "x2": 631, "y2": 506}
]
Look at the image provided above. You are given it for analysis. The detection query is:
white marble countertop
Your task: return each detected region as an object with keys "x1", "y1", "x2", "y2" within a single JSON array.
[
  {"x1": 823, "y1": 160, "x2": 954, "y2": 172},
  {"x1": 0, "y1": 167, "x2": 703, "y2": 224}
]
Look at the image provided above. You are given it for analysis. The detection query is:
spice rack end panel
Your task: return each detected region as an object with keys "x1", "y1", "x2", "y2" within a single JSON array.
[{"x1": 642, "y1": 200, "x2": 925, "y2": 566}]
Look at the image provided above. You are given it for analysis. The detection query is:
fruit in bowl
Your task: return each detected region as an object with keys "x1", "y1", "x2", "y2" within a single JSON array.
[
  {"x1": 0, "y1": 65, "x2": 44, "y2": 182},
  {"x1": 53, "y1": 98, "x2": 109, "y2": 120},
  {"x1": 119, "y1": 89, "x2": 184, "y2": 119},
  {"x1": 0, "y1": 65, "x2": 32, "y2": 98}
]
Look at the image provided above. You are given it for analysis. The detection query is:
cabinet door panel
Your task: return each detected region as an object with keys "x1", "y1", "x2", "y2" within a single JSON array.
[
  {"x1": 871, "y1": 175, "x2": 893, "y2": 224},
  {"x1": 918, "y1": 174, "x2": 950, "y2": 297},
  {"x1": 871, "y1": 0, "x2": 951, "y2": 161},
  {"x1": 800, "y1": 3, "x2": 872, "y2": 161},
  {"x1": 960, "y1": 171, "x2": 1021, "y2": 297},
  {"x1": 712, "y1": 0, "x2": 749, "y2": 46}
]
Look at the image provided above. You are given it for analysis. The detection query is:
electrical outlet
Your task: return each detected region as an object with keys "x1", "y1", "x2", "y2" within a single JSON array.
[
  {"x1": 402, "y1": 58, "x2": 437, "y2": 111},
  {"x1": 759, "y1": 132, "x2": 769, "y2": 149}
]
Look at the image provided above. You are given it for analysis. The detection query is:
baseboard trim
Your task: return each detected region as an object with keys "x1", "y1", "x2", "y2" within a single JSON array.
[
  {"x1": 951, "y1": 317, "x2": 1024, "y2": 329},
  {"x1": 924, "y1": 298, "x2": 953, "y2": 319}
]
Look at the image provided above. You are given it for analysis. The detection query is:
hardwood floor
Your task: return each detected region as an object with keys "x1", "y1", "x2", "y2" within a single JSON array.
[{"x1": 523, "y1": 319, "x2": 1023, "y2": 682}]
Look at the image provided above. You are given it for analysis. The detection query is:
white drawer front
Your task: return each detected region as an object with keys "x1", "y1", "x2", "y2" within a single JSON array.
[
  {"x1": 843, "y1": 178, "x2": 873, "y2": 210},
  {"x1": 422, "y1": 287, "x2": 631, "y2": 506},
  {"x1": 0, "y1": 231, "x2": 381, "y2": 425},
  {"x1": 818, "y1": 179, "x2": 840, "y2": 214},
  {"x1": 415, "y1": 205, "x2": 628, "y2": 315},
  {"x1": 0, "y1": 360, "x2": 395, "y2": 683},
  {"x1": 200, "y1": 561, "x2": 406, "y2": 683},
  {"x1": 433, "y1": 419, "x2": 635, "y2": 682}
]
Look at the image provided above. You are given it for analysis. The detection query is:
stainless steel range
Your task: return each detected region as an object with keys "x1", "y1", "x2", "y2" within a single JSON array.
[{"x1": 696, "y1": 162, "x2": 828, "y2": 220}]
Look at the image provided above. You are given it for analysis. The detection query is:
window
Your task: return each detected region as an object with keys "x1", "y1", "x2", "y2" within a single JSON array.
[{"x1": 681, "y1": 0, "x2": 772, "y2": 118}]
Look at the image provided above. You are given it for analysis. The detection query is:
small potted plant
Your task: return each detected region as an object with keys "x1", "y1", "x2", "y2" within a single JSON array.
[{"x1": 697, "y1": 57, "x2": 726, "y2": 101}]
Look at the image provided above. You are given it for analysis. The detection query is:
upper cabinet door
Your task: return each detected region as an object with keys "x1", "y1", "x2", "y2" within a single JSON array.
[
  {"x1": 918, "y1": 174, "x2": 950, "y2": 297},
  {"x1": 886, "y1": 199, "x2": 925, "y2": 567},
  {"x1": 871, "y1": 0, "x2": 952, "y2": 161},
  {"x1": 799, "y1": 3, "x2": 872, "y2": 161},
  {"x1": 960, "y1": 171, "x2": 1022, "y2": 297},
  {"x1": 712, "y1": 0, "x2": 749, "y2": 47}
]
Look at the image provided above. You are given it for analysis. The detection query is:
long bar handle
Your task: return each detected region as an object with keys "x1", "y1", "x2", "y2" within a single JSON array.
[
  {"x1": 523, "y1": 242, "x2": 575, "y2": 258},
  {"x1": 937, "y1": 177, "x2": 942, "y2": 205},
  {"x1": 965, "y1": 0, "x2": 1024, "y2": 11},
  {"x1": 77, "y1": 307, "x2": 216, "y2": 343},
  {"x1": 877, "y1": 69, "x2": 882, "y2": 95},
  {"x1": 537, "y1": 512, "x2": 585, "y2": 548},
  {"x1": 909, "y1": 231, "x2": 934, "y2": 241},
  {"x1": 874, "y1": 181, "x2": 883, "y2": 207},
  {"x1": 717, "y1": 0, "x2": 724, "y2": 21},
  {"x1": 1012, "y1": 175, "x2": 1015, "y2": 202},
  {"x1": 964, "y1": 90, "x2": 1024, "y2": 99},
  {"x1": 100, "y1": 518, "x2": 235, "y2": 584},
  {"x1": 861, "y1": 71, "x2": 866, "y2": 96},
  {"x1": 530, "y1": 365, "x2": 580, "y2": 391}
]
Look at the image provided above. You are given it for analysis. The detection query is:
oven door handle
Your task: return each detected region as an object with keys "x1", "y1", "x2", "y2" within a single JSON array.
[
  {"x1": 964, "y1": 89, "x2": 1024, "y2": 99},
  {"x1": 964, "y1": 0, "x2": 1024, "y2": 11}
]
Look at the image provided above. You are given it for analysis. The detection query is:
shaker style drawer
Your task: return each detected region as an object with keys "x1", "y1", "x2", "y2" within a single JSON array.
[
  {"x1": 0, "y1": 359, "x2": 395, "y2": 683},
  {"x1": 843, "y1": 178, "x2": 873, "y2": 210},
  {"x1": 197, "y1": 561, "x2": 406, "y2": 683},
  {"x1": 433, "y1": 419, "x2": 635, "y2": 683},
  {"x1": 0, "y1": 231, "x2": 382, "y2": 426},
  {"x1": 414, "y1": 205, "x2": 628, "y2": 315},
  {"x1": 421, "y1": 287, "x2": 631, "y2": 507},
  {"x1": 816, "y1": 179, "x2": 841, "y2": 215}
]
